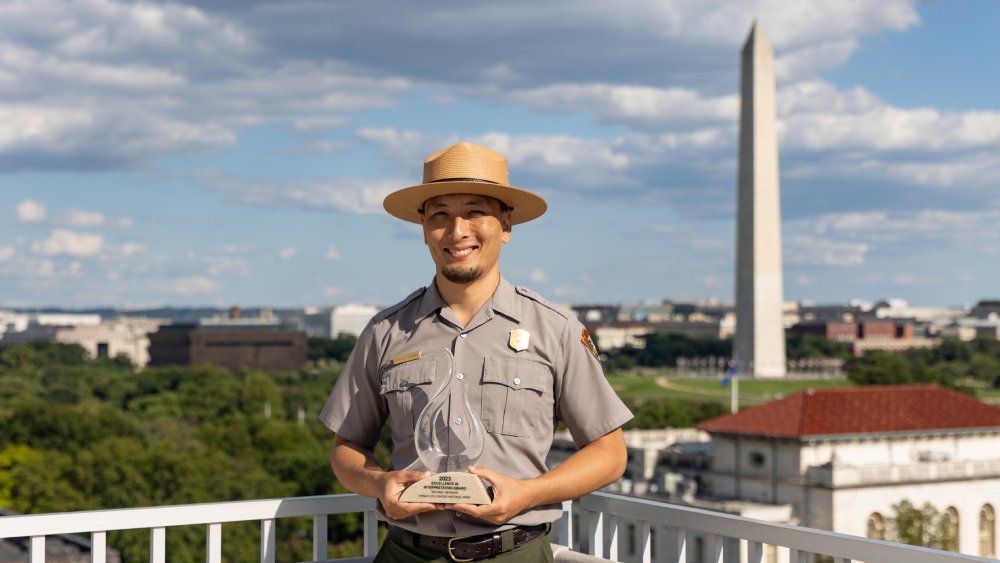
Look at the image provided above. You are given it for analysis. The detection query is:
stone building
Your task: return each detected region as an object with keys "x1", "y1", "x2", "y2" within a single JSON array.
[{"x1": 697, "y1": 385, "x2": 1000, "y2": 559}]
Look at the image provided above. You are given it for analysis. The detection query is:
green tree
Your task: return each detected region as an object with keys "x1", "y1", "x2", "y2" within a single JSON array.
[{"x1": 890, "y1": 500, "x2": 954, "y2": 551}]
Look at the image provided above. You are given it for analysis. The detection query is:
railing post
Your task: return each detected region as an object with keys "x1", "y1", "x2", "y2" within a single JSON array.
[
  {"x1": 554, "y1": 500, "x2": 573, "y2": 547},
  {"x1": 150, "y1": 527, "x2": 165, "y2": 563},
  {"x1": 260, "y1": 519, "x2": 275, "y2": 563},
  {"x1": 580, "y1": 509, "x2": 604, "y2": 557},
  {"x1": 363, "y1": 511, "x2": 379, "y2": 556},
  {"x1": 30, "y1": 536, "x2": 44, "y2": 563},
  {"x1": 789, "y1": 549, "x2": 808, "y2": 563},
  {"x1": 604, "y1": 513, "x2": 619, "y2": 561},
  {"x1": 91, "y1": 532, "x2": 106, "y2": 563},
  {"x1": 312, "y1": 514, "x2": 328, "y2": 561},
  {"x1": 636, "y1": 521, "x2": 652, "y2": 563},
  {"x1": 664, "y1": 526, "x2": 685, "y2": 563},
  {"x1": 707, "y1": 533, "x2": 723, "y2": 563},
  {"x1": 206, "y1": 523, "x2": 222, "y2": 563}
]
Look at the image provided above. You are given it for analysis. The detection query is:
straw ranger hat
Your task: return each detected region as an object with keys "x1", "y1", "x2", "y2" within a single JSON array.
[{"x1": 383, "y1": 141, "x2": 547, "y2": 225}]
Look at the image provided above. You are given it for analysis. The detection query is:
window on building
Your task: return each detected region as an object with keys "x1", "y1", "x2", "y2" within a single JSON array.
[
  {"x1": 981, "y1": 504, "x2": 996, "y2": 558},
  {"x1": 943, "y1": 507, "x2": 959, "y2": 552},
  {"x1": 96, "y1": 342, "x2": 109, "y2": 358},
  {"x1": 749, "y1": 451, "x2": 766, "y2": 467},
  {"x1": 867, "y1": 513, "x2": 887, "y2": 541}
]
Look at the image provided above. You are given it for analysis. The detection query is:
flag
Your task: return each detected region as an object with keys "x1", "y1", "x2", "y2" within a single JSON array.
[{"x1": 721, "y1": 362, "x2": 738, "y2": 387}]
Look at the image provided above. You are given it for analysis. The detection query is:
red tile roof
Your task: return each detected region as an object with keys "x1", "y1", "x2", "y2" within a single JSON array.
[{"x1": 697, "y1": 384, "x2": 1000, "y2": 438}]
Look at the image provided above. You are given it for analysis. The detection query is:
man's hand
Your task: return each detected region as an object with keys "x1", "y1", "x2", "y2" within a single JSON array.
[
  {"x1": 377, "y1": 470, "x2": 443, "y2": 520},
  {"x1": 447, "y1": 466, "x2": 535, "y2": 526}
]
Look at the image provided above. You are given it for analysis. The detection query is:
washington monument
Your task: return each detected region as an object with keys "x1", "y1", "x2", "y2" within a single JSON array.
[{"x1": 734, "y1": 21, "x2": 787, "y2": 379}]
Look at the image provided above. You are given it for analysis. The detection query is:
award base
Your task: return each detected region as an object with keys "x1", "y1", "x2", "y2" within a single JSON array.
[{"x1": 399, "y1": 471, "x2": 491, "y2": 504}]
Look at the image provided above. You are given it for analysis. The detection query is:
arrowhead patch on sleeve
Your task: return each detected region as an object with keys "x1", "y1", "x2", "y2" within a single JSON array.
[{"x1": 581, "y1": 328, "x2": 600, "y2": 360}]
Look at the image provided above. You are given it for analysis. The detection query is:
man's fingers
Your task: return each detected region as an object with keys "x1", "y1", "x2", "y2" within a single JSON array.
[
  {"x1": 392, "y1": 470, "x2": 431, "y2": 484},
  {"x1": 467, "y1": 466, "x2": 501, "y2": 486}
]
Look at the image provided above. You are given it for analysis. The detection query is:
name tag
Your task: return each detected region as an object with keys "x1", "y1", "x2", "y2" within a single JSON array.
[{"x1": 393, "y1": 350, "x2": 421, "y2": 365}]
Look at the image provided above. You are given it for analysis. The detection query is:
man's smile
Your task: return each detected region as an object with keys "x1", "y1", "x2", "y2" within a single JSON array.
[{"x1": 445, "y1": 245, "x2": 480, "y2": 259}]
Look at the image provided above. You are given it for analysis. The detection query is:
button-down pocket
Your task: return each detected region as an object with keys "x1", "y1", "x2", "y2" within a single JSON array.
[
  {"x1": 480, "y1": 357, "x2": 554, "y2": 437},
  {"x1": 380, "y1": 358, "x2": 437, "y2": 438}
]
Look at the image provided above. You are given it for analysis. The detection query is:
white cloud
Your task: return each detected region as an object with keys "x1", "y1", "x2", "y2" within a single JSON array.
[
  {"x1": 117, "y1": 217, "x2": 135, "y2": 229},
  {"x1": 63, "y1": 208, "x2": 106, "y2": 227},
  {"x1": 0, "y1": 245, "x2": 14, "y2": 262},
  {"x1": 32, "y1": 229, "x2": 104, "y2": 257},
  {"x1": 119, "y1": 242, "x2": 147, "y2": 256},
  {"x1": 528, "y1": 269, "x2": 548, "y2": 283},
  {"x1": 325, "y1": 246, "x2": 342, "y2": 260},
  {"x1": 16, "y1": 199, "x2": 46, "y2": 222},
  {"x1": 166, "y1": 275, "x2": 220, "y2": 295},
  {"x1": 204, "y1": 174, "x2": 400, "y2": 215},
  {"x1": 278, "y1": 246, "x2": 297, "y2": 261},
  {"x1": 513, "y1": 83, "x2": 737, "y2": 126},
  {"x1": 323, "y1": 286, "x2": 343, "y2": 298},
  {"x1": 784, "y1": 235, "x2": 869, "y2": 266}
]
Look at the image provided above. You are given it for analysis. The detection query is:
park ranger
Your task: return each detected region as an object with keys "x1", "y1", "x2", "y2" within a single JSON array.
[{"x1": 320, "y1": 141, "x2": 633, "y2": 562}]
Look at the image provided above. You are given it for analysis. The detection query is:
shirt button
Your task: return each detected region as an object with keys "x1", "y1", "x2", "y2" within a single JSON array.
[
  {"x1": 513, "y1": 377, "x2": 521, "y2": 386},
  {"x1": 455, "y1": 511, "x2": 462, "y2": 518},
  {"x1": 456, "y1": 373, "x2": 464, "y2": 380},
  {"x1": 460, "y1": 333, "x2": 468, "y2": 338},
  {"x1": 399, "y1": 381, "x2": 409, "y2": 389}
]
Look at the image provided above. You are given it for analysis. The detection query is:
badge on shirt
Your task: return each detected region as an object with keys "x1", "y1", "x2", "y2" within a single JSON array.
[
  {"x1": 392, "y1": 350, "x2": 421, "y2": 365},
  {"x1": 508, "y1": 328, "x2": 530, "y2": 352},
  {"x1": 581, "y1": 328, "x2": 600, "y2": 361}
]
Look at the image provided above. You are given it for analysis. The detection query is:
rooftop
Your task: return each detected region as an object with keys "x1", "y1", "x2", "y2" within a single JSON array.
[{"x1": 697, "y1": 384, "x2": 1000, "y2": 439}]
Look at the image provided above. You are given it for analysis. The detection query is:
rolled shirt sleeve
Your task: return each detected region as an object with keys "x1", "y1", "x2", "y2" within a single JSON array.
[
  {"x1": 555, "y1": 317, "x2": 633, "y2": 448},
  {"x1": 318, "y1": 322, "x2": 388, "y2": 451}
]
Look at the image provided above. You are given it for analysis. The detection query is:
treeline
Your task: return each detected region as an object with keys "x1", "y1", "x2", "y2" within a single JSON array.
[
  {"x1": 0, "y1": 341, "x2": 383, "y2": 562},
  {"x1": 847, "y1": 338, "x2": 1000, "y2": 389},
  {"x1": 602, "y1": 333, "x2": 852, "y2": 372}
]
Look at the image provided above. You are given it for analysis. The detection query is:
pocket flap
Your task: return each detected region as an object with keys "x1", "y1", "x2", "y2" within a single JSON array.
[
  {"x1": 482, "y1": 357, "x2": 550, "y2": 393},
  {"x1": 380, "y1": 358, "x2": 436, "y2": 394}
]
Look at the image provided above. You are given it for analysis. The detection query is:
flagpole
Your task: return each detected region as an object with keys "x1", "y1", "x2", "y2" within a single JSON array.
[{"x1": 731, "y1": 374, "x2": 739, "y2": 414}]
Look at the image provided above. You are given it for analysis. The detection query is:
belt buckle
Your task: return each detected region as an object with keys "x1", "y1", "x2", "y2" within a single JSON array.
[{"x1": 446, "y1": 536, "x2": 475, "y2": 562}]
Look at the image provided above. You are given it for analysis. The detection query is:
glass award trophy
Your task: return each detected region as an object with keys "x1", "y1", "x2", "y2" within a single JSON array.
[{"x1": 399, "y1": 348, "x2": 491, "y2": 504}]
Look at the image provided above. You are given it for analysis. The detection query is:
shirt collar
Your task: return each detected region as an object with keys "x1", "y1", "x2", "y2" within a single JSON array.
[{"x1": 414, "y1": 275, "x2": 522, "y2": 324}]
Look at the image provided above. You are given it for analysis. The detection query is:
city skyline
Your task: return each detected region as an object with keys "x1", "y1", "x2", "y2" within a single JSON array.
[{"x1": 1, "y1": 1, "x2": 999, "y2": 308}]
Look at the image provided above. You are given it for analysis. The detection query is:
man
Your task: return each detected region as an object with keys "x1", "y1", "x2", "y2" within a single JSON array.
[{"x1": 320, "y1": 141, "x2": 633, "y2": 561}]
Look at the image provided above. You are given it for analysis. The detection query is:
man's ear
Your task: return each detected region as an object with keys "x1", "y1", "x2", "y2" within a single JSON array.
[
  {"x1": 501, "y1": 211, "x2": 512, "y2": 244},
  {"x1": 418, "y1": 212, "x2": 429, "y2": 244}
]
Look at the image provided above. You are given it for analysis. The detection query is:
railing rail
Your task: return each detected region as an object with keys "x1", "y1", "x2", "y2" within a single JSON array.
[
  {"x1": 0, "y1": 494, "x2": 378, "y2": 563},
  {"x1": 577, "y1": 492, "x2": 996, "y2": 563},
  {"x1": 2, "y1": 491, "x2": 995, "y2": 563}
]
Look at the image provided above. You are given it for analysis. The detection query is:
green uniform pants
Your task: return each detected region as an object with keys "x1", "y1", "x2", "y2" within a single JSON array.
[{"x1": 373, "y1": 531, "x2": 554, "y2": 562}]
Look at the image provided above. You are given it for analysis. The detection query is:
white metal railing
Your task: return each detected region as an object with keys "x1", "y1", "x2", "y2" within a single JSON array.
[
  {"x1": 573, "y1": 492, "x2": 997, "y2": 562},
  {"x1": 0, "y1": 494, "x2": 379, "y2": 563},
  {"x1": 1, "y1": 492, "x2": 996, "y2": 563}
]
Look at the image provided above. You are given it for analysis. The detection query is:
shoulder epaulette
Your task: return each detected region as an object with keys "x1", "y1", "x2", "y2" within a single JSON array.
[
  {"x1": 515, "y1": 286, "x2": 571, "y2": 319},
  {"x1": 371, "y1": 287, "x2": 426, "y2": 325}
]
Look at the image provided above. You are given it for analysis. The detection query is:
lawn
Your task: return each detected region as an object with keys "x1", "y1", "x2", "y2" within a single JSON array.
[{"x1": 607, "y1": 373, "x2": 853, "y2": 406}]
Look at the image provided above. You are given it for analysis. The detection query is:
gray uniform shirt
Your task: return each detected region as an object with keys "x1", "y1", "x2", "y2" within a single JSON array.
[{"x1": 319, "y1": 276, "x2": 633, "y2": 537}]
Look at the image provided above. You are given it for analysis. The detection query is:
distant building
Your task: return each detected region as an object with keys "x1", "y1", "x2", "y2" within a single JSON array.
[
  {"x1": 696, "y1": 385, "x2": 1000, "y2": 559},
  {"x1": 148, "y1": 308, "x2": 307, "y2": 372},
  {"x1": 790, "y1": 319, "x2": 932, "y2": 356},
  {"x1": 331, "y1": 304, "x2": 378, "y2": 337}
]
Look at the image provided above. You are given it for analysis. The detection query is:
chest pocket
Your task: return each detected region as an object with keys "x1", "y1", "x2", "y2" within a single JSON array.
[
  {"x1": 480, "y1": 357, "x2": 554, "y2": 438},
  {"x1": 380, "y1": 358, "x2": 437, "y2": 438}
]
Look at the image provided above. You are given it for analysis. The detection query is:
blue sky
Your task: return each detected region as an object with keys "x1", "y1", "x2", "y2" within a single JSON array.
[{"x1": 1, "y1": 0, "x2": 998, "y2": 309}]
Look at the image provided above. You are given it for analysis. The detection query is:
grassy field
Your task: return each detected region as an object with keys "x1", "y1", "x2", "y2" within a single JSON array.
[
  {"x1": 607, "y1": 373, "x2": 853, "y2": 406},
  {"x1": 608, "y1": 372, "x2": 1000, "y2": 406}
]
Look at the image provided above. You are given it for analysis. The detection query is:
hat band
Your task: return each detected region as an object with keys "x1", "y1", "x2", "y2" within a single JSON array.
[{"x1": 428, "y1": 177, "x2": 502, "y2": 185}]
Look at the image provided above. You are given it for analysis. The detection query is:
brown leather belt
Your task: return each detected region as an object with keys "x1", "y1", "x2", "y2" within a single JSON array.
[{"x1": 388, "y1": 522, "x2": 550, "y2": 561}]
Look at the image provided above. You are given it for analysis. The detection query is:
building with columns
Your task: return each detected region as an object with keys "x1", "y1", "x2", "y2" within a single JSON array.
[{"x1": 697, "y1": 385, "x2": 1000, "y2": 560}]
